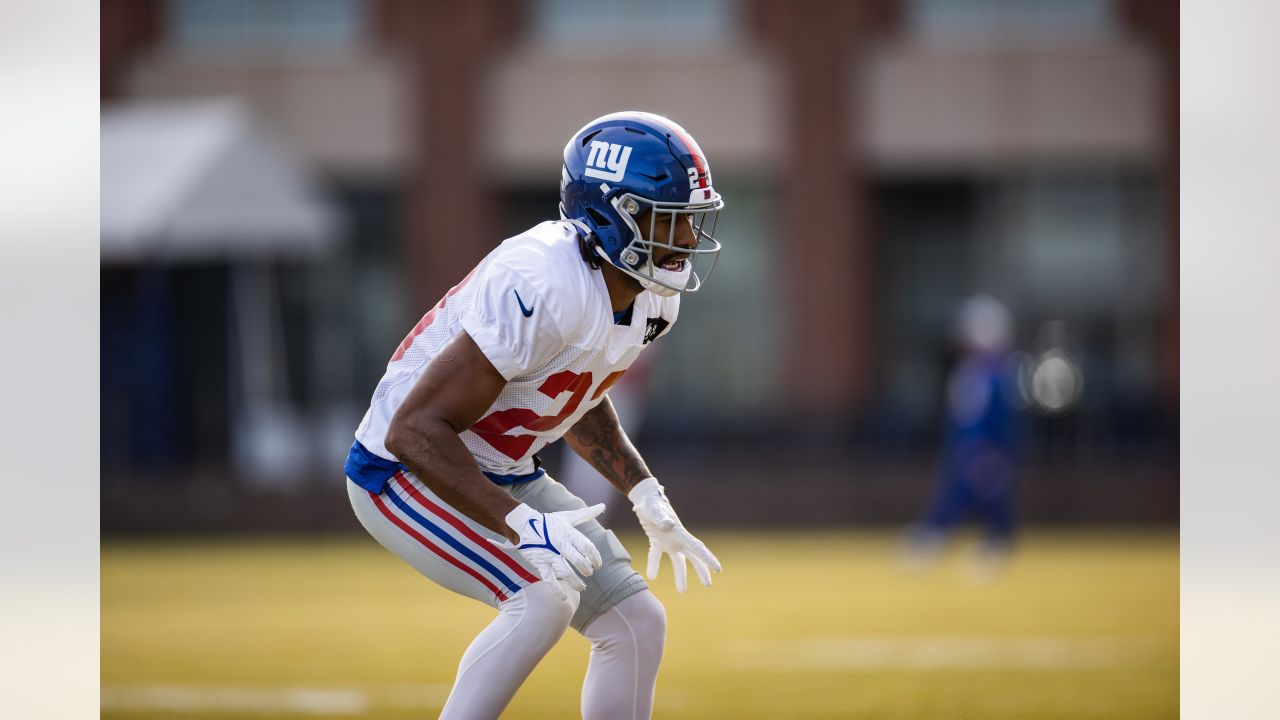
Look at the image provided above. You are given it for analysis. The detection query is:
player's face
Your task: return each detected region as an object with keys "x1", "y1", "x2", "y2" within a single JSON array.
[{"x1": 637, "y1": 210, "x2": 697, "y2": 270}]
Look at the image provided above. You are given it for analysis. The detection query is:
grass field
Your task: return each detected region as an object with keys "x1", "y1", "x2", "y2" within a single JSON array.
[{"x1": 102, "y1": 530, "x2": 1177, "y2": 719}]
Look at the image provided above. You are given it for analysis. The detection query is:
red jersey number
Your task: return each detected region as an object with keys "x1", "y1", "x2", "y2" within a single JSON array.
[{"x1": 470, "y1": 370, "x2": 596, "y2": 461}]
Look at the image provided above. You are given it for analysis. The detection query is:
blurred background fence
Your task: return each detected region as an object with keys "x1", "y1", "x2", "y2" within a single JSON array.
[{"x1": 100, "y1": 0, "x2": 1177, "y2": 534}]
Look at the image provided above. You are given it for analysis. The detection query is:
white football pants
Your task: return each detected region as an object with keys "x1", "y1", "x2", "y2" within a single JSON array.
[
  {"x1": 348, "y1": 474, "x2": 665, "y2": 719},
  {"x1": 438, "y1": 586, "x2": 666, "y2": 720}
]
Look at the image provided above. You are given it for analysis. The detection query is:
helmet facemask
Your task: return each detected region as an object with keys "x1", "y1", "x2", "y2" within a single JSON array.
[
  {"x1": 601, "y1": 191, "x2": 724, "y2": 297},
  {"x1": 559, "y1": 111, "x2": 726, "y2": 294}
]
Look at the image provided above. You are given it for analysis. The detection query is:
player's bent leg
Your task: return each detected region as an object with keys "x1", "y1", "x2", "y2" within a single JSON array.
[
  {"x1": 579, "y1": 589, "x2": 667, "y2": 720},
  {"x1": 349, "y1": 475, "x2": 577, "y2": 719},
  {"x1": 347, "y1": 473, "x2": 539, "y2": 606},
  {"x1": 507, "y1": 475, "x2": 665, "y2": 718},
  {"x1": 441, "y1": 580, "x2": 578, "y2": 720}
]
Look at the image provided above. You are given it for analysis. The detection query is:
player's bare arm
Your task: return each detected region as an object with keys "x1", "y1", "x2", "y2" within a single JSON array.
[
  {"x1": 565, "y1": 393, "x2": 722, "y2": 591},
  {"x1": 384, "y1": 331, "x2": 522, "y2": 543},
  {"x1": 563, "y1": 396, "x2": 653, "y2": 494}
]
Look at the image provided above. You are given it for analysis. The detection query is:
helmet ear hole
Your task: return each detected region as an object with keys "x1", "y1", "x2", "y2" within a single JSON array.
[{"x1": 586, "y1": 207, "x2": 612, "y2": 226}]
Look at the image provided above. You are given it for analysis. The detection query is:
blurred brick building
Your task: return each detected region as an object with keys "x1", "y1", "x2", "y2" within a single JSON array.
[{"x1": 101, "y1": 0, "x2": 1176, "y2": 530}]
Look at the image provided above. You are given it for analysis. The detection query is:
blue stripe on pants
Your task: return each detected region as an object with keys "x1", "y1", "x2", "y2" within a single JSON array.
[{"x1": 384, "y1": 485, "x2": 523, "y2": 594}]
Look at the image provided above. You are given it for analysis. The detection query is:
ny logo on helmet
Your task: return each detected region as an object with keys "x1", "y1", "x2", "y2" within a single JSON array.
[{"x1": 584, "y1": 141, "x2": 632, "y2": 182}]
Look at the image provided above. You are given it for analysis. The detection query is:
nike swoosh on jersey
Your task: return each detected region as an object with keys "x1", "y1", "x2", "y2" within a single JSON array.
[{"x1": 513, "y1": 289, "x2": 534, "y2": 317}]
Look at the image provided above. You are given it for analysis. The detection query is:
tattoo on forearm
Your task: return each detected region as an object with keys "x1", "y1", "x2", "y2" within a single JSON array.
[{"x1": 565, "y1": 400, "x2": 651, "y2": 492}]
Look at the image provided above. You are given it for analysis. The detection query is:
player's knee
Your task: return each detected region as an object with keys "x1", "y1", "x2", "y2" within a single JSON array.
[
  {"x1": 513, "y1": 581, "x2": 578, "y2": 647},
  {"x1": 620, "y1": 591, "x2": 667, "y2": 658}
]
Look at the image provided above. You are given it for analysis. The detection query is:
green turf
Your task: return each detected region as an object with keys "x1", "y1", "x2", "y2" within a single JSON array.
[{"x1": 102, "y1": 530, "x2": 1177, "y2": 719}]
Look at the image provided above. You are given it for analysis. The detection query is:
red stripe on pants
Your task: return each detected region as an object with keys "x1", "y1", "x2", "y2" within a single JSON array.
[
  {"x1": 393, "y1": 473, "x2": 539, "y2": 584},
  {"x1": 369, "y1": 491, "x2": 509, "y2": 602}
]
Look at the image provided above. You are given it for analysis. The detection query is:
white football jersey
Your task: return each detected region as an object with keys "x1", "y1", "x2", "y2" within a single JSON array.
[{"x1": 348, "y1": 221, "x2": 678, "y2": 491}]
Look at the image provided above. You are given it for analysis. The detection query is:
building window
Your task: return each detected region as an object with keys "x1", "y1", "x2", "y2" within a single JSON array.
[
  {"x1": 909, "y1": 0, "x2": 1114, "y2": 39},
  {"x1": 530, "y1": 0, "x2": 738, "y2": 48},
  {"x1": 169, "y1": 0, "x2": 365, "y2": 50}
]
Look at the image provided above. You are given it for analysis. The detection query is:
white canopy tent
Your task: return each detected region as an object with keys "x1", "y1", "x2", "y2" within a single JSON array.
[
  {"x1": 102, "y1": 100, "x2": 343, "y2": 485},
  {"x1": 101, "y1": 99, "x2": 338, "y2": 262}
]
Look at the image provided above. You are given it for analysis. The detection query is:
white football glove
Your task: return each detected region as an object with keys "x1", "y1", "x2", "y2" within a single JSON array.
[
  {"x1": 628, "y1": 477, "x2": 721, "y2": 592},
  {"x1": 505, "y1": 502, "x2": 605, "y2": 601}
]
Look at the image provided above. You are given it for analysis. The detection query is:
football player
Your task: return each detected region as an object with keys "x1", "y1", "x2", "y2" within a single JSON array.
[
  {"x1": 905, "y1": 295, "x2": 1024, "y2": 578},
  {"x1": 344, "y1": 111, "x2": 723, "y2": 719}
]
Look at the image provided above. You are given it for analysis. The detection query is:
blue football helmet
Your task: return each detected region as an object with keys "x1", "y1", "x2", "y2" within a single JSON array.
[{"x1": 560, "y1": 111, "x2": 724, "y2": 295}]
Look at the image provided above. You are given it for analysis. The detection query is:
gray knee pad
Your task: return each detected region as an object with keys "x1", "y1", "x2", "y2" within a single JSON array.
[{"x1": 570, "y1": 529, "x2": 648, "y2": 632}]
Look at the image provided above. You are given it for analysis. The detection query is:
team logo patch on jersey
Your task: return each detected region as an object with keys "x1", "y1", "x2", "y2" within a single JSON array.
[
  {"x1": 584, "y1": 141, "x2": 632, "y2": 182},
  {"x1": 643, "y1": 317, "x2": 669, "y2": 344}
]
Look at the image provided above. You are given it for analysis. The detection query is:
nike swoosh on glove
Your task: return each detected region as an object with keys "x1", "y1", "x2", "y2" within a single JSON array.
[
  {"x1": 628, "y1": 477, "x2": 721, "y2": 592},
  {"x1": 505, "y1": 503, "x2": 605, "y2": 601}
]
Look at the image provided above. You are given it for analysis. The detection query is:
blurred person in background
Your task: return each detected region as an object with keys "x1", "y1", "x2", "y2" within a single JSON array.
[
  {"x1": 905, "y1": 294, "x2": 1024, "y2": 578},
  {"x1": 343, "y1": 111, "x2": 723, "y2": 719}
]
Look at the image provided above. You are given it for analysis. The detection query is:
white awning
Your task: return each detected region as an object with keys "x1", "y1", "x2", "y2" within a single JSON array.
[{"x1": 101, "y1": 99, "x2": 339, "y2": 262}]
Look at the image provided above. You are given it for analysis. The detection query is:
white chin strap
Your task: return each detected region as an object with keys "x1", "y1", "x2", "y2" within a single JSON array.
[
  {"x1": 592, "y1": 245, "x2": 690, "y2": 296},
  {"x1": 635, "y1": 259, "x2": 691, "y2": 297}
]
